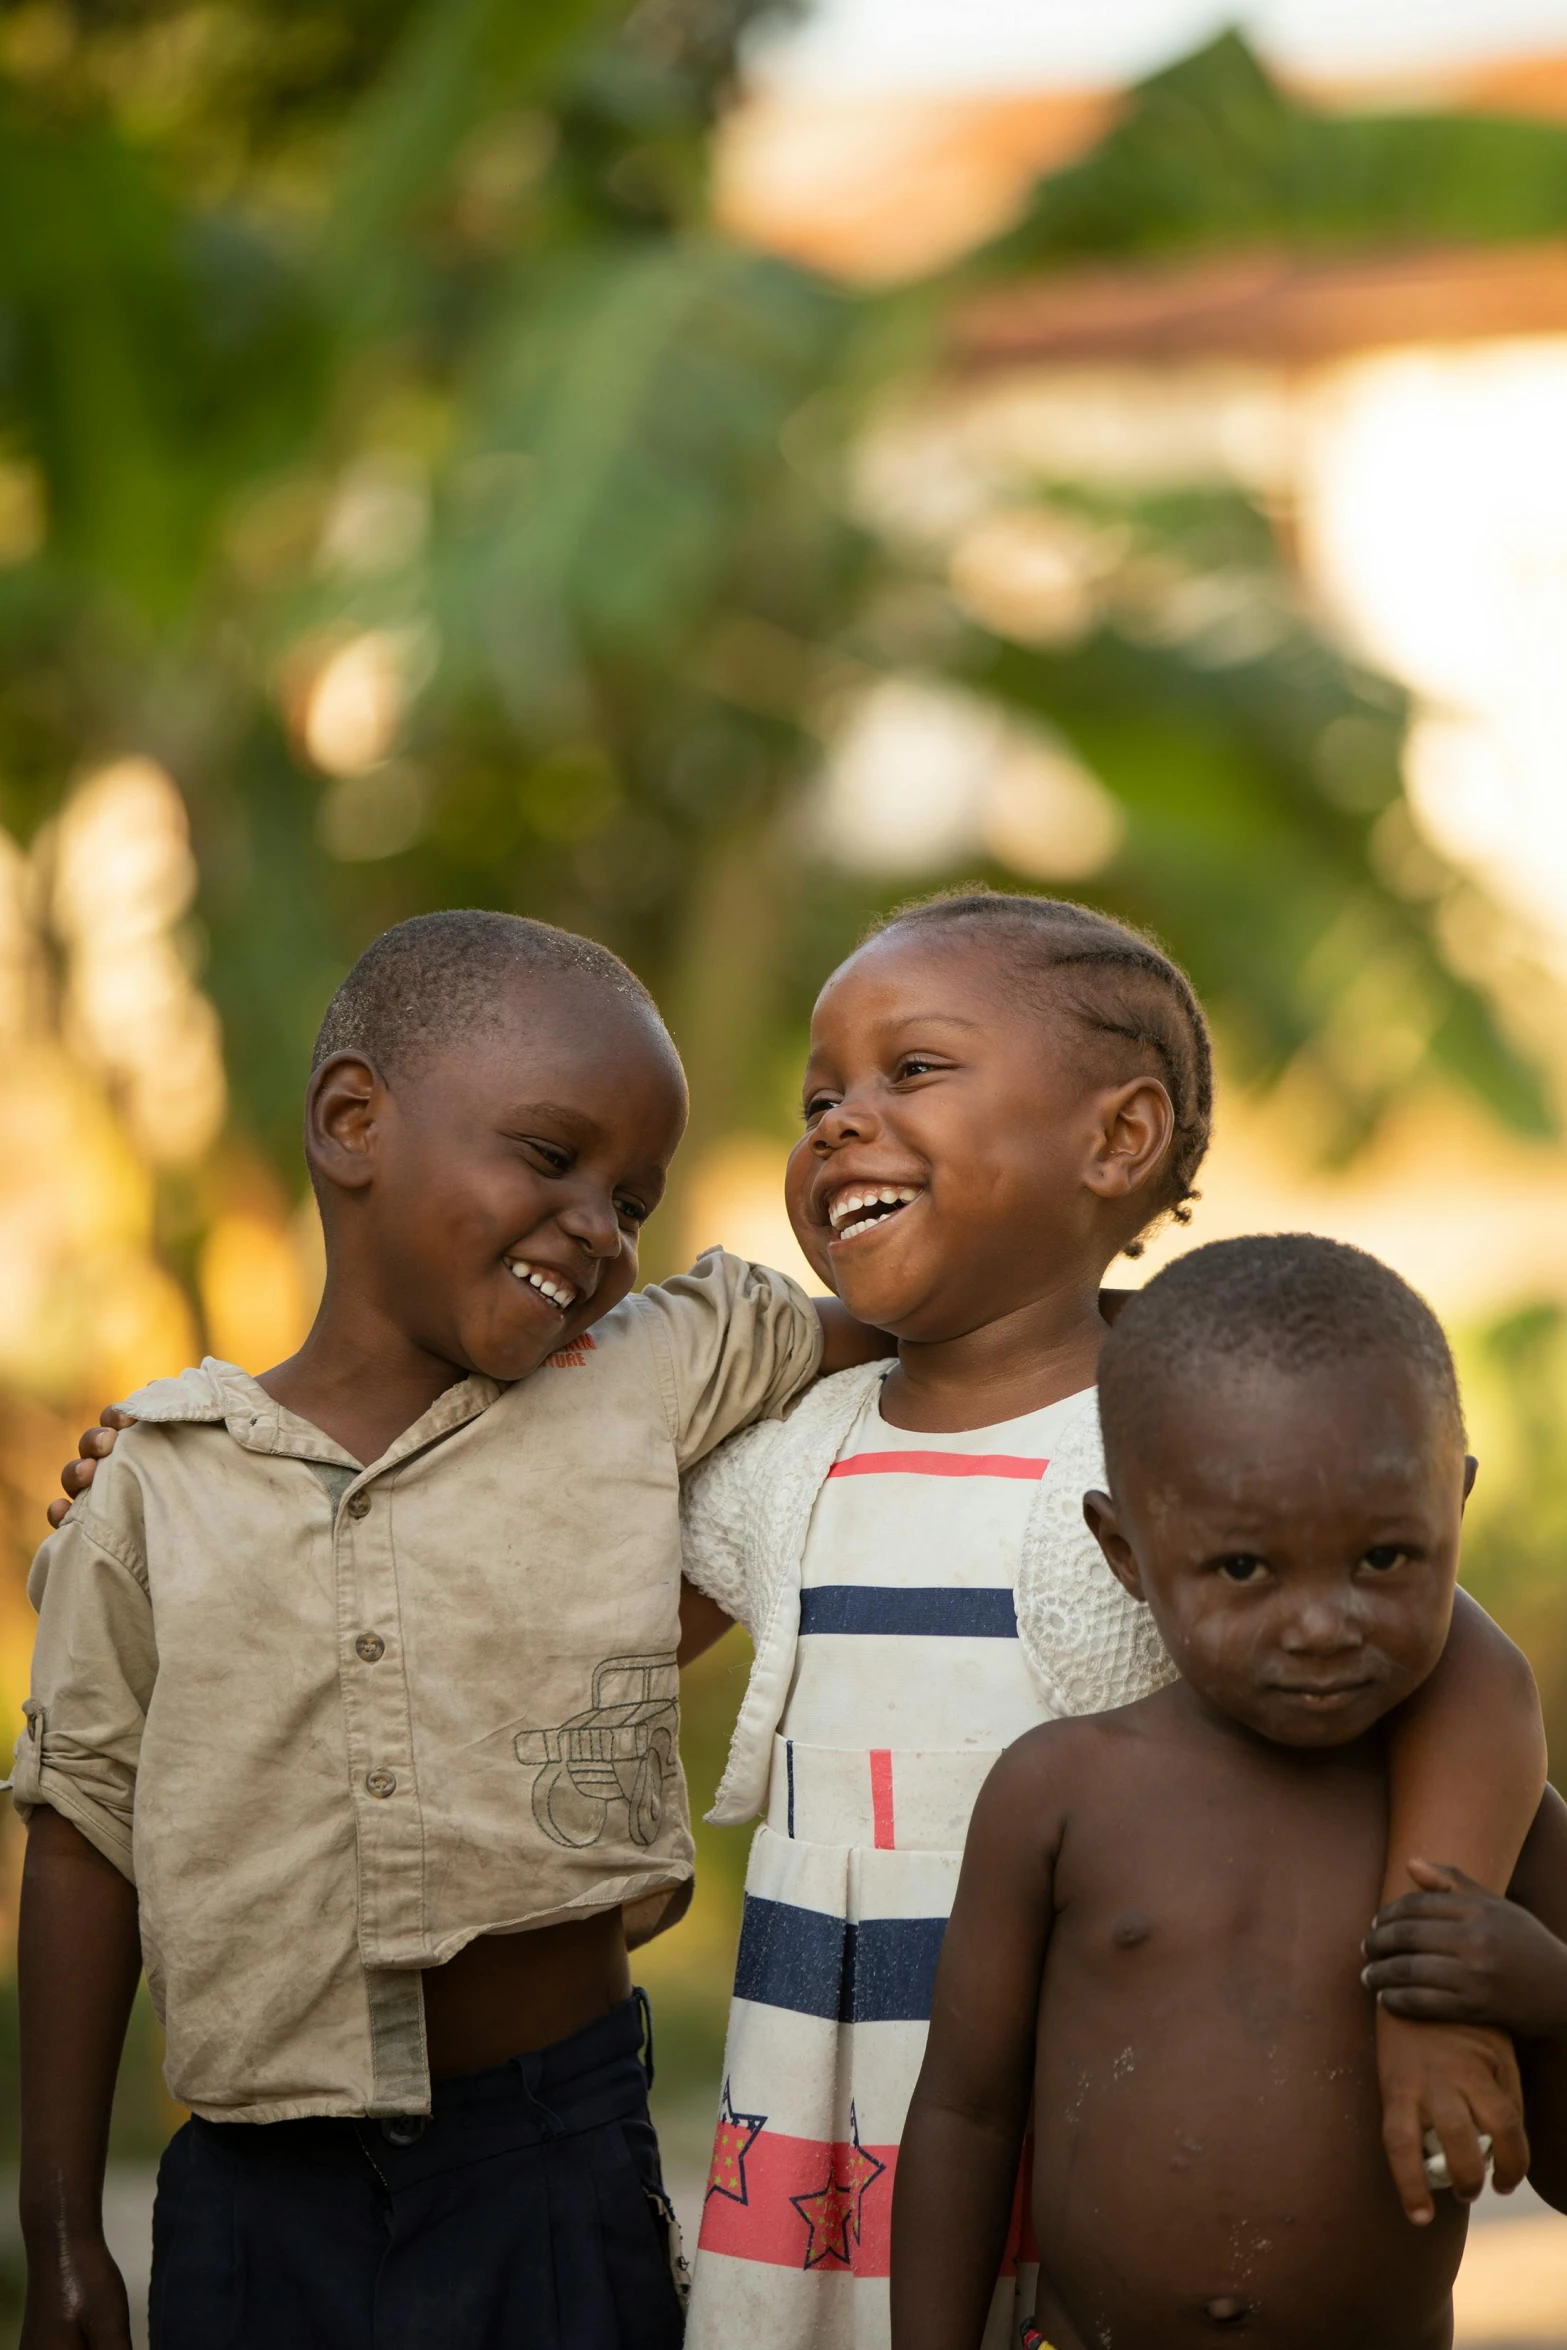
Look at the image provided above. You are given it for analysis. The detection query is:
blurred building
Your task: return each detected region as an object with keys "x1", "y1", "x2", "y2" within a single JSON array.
[{"x1": 701, "y1": 29, "x2": 1567, "y2": 1336}]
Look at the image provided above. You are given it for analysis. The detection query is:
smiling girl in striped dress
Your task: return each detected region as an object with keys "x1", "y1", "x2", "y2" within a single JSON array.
[{"x1": 678, "y1": 889, "x2": 1545, "y2": 2350}]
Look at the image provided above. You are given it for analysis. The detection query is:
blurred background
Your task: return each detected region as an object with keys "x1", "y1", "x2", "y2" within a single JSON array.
[{"x1": 5, "y1": 0, "x2": 1567, "y2": 2337}]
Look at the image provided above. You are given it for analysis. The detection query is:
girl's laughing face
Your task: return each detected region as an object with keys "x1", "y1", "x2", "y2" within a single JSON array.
[{"x1": 784, "y1": 929, "x2": 1174, "y2": 1345}]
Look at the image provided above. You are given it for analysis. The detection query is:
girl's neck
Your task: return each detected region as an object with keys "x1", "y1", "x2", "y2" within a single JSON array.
[{"x1": 878, "y1": 1280, "x2": 1110, "y2": 1434}]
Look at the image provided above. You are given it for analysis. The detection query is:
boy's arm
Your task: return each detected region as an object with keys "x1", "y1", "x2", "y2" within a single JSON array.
[
  {"x1": 813, "y1": 1296, "x2": 897, "y2": 1374},
  {"x1": 1377, "y1": 1587, "x2": 1545, "y2": 2223},
  {"x1": 19, "y1": 1808, "x2": 141, "y2": 2350},
  {"x1": 677, "y1": 1576, "x2": 734, "y2": 1665},
  {"x1": 892, "y1": 1735, "x2": 1065, "y2": 2350},
  {"x1": 1364, "y1": 1787, "x2": 1567, "y2": 2211}
]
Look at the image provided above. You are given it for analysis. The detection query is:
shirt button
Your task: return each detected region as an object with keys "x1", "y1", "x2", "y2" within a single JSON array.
[
  {"x1": 355, "y1": 1631, "x2": 386, "y2": 1664},
  {"x1": 365, "y1": 1768, "x2": 398, "y2": 1799},
  {"x1": 345, "y1": 1492, "x2": 371, "y2": 1520}
]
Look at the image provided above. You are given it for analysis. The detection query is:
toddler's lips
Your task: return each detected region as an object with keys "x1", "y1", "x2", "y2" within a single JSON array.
[
  {"x1": 1268, "y1": 1679, "x2": 1373, "y2": 1708},
  {"x1": 503, "y1": 1258, "x2": 580, "y2": 1314},
  {"x1": 824, "y1": 1185, "x2": 922, "y2": 1246}
]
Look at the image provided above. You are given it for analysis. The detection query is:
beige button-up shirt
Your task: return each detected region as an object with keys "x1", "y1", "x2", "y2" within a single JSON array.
[{"x1": 12, "y1": 1251, "x2": 821, "y2": 2124}]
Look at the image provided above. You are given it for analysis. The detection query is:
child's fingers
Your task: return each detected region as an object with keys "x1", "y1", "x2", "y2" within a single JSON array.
[
  {"x1": 1369, "y1": 1894, "x2": 1479, "y2": 1936},
  {"x1": 1421, "y1": 2088, "x2": 1492, "y2": 2203},
  {"x1": 1364, "y1": 1920, "x2": 1470, "y2": 1970},
  {"x1": 1407, "y1": 1859, "x2": 1484, "y2": 1894},
  {"x1": 1465, "y1": 2064, "x2": 1530, "y2": 2196},
  {"x1": 1363, "y1": 1953, "x2": 1470, "y2": 1996},
  {"x1": 1381, "y1": 2093, "x2": 1436, "y2": 2225},
  {"x1": 1375, "y1": 1986, "x2": 1478, "y2": 2021}
]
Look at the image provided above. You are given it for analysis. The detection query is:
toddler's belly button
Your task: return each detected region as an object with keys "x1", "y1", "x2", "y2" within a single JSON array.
[{"x1": 1201, "y1": 2297, "x2": 1250, "y2": 2326}]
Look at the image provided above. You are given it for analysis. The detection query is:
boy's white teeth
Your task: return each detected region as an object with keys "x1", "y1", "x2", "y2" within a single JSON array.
[
  {"x1": 508, "y1": 1260, "x2": 576, "y2": 1307},
  {"x1": 828, "y1": 1186, "x2": 919, "y2": 1234}
]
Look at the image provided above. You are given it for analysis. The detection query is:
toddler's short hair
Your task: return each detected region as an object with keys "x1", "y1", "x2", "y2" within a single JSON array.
[
  {"x1": 874, "y1": 888, "x2": 1212, "y2": 1248},
  {"x1": 312, "y1": 910, "x2": 669, "y2": 1081},
  {"x1": 1098, "y1": 1233, "x2": 1463, "y2": 1476}
]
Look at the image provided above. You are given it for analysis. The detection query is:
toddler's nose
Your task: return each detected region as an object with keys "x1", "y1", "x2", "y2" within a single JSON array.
[{"x1": 1277, "y1": 1597, "x2": 1360, "y2": 1654}]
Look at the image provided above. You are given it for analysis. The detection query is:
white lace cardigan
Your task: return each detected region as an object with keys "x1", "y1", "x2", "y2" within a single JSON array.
[{"x1": 680, "y1": 1363, "x2": 1177, "y2": 1826}]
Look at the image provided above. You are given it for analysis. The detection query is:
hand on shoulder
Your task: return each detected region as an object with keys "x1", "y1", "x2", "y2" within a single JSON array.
[{"x1": 46, "y1": 1408, "x2": 132, "y2": 1529}]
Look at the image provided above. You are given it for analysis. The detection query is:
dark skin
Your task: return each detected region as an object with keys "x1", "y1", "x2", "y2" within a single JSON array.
[
  {"x1": 21, "y1": 971, "x2": 889, "y2": 2350},
  {"x1": 779, "y1": 926, "x2": 1542, "y2": 2218},
  {"x1": 40, "y1": 934, "x2": 1545, "y2": 2284},
  {"x1": 893, "y1": 1361, "x2": 1547, "y2": 2350},
  {"x1": 1365, "y1": 1788, "x2": 1567, "y2": 2215}
]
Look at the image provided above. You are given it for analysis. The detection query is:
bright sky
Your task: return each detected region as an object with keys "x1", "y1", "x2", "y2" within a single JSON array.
[{"x1": 753, "y1": 0, "x2": 1567, "y2": 94}]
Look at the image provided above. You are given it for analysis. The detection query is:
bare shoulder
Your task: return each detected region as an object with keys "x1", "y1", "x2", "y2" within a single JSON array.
[{"x1": 972, "y1": 1715, "x2": 1118, "y2": 1847}]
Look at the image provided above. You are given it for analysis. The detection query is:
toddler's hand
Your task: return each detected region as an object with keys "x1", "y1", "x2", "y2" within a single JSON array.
[
  {"x1": 1365, "y1": 1858, "x2": 1567, "y2": 2039},
  {"x1": 45, "y1": 1408, "x2": 130, "y2": 1530},
  {"x1": 1374, "y1": 2001, "x2": 1528, "y2": 2224},
  {"x1": 20, "y1": 2227, "x2": 132, "y2": 2348}
]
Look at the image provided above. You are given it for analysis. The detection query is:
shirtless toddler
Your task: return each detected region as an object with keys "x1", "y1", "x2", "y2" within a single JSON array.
[{"x1": 892, "y1": 1233, "x2": 1563, "y2": 2350}]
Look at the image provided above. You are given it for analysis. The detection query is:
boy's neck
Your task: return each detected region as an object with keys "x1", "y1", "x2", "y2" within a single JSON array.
[
  {"x1": 256, "y1": 1279, "x2": 472, "y2": 1467},
  {"x1": 879, "y1": 1275, "x2": 1111, "y2": 1433}
]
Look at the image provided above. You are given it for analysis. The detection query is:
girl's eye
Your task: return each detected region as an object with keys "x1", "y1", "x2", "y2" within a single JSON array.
[
  {"x1": 1217, "y1": 1555, "x2": 1267, "y2": 1584},
  {"x1": 802, "y1": 1093, "x2": 838, "y2": 1123},
  {"x1": 615, "y1": 1197, "x2": 650, "y2": 1227},
  {"x1": 1360, "y1": 1545, "x2": 1410, "y2": 1574},
  {"x1": 896, "y1": 1056, "x2": 941, "y2": 1081}
]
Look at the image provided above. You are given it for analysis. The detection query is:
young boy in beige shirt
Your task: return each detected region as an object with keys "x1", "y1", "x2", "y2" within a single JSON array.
[{"x1": 15, "y1": 910, "x2": 884, "y2": 2350}]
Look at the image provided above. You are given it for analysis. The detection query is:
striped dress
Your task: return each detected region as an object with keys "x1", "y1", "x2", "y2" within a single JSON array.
[{"x1": 688, "y1": 1379, "x2": 1092, "y2": 2349}]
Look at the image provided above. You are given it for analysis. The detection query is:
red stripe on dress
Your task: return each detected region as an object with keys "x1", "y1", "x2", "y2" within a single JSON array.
[
  {"x1": 826, "y1": 1451, "x2": 1049, "y2": 1480},
  {"x1": 697, "y1": 2130, "x2": 1037, "y2": 2274},
  {"x1": 869, "y1": 1749, "x2": 895, "y2": 1850}
]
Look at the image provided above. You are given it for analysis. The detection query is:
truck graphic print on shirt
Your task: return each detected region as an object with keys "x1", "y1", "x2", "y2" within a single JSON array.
[{"x1": 514, "y1": 1652, "x2": 679, "y2": 1847}]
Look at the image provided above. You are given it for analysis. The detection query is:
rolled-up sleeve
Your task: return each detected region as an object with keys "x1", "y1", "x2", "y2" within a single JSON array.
[
  {"x1": 641, "y1": 1249, "x2": 823, "y2": 1472},
  {"x1": 12, "y1": 1507, "x2": 156, "y2": 1881}
]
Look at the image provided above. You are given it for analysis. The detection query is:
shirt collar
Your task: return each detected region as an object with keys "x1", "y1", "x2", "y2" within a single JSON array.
[{"x1": 120, "y1": 1358, "x2": 503, "y2": 1476}]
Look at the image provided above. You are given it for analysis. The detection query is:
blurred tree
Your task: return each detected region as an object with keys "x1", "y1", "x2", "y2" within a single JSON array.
[{"x1": 0, "y1": 5, "x2": 1557, "y2": 1276}]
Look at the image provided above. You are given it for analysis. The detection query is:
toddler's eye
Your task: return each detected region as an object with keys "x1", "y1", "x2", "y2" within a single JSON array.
[
  {"x1": 1360, "y1": 1545, "x2": 1410, "y2": 1573},
  {"x1": 896, "y1": 1056, "x2": 940, "y2": 1081},
  {"x1": 802, "y1": 1093, "x2": 838, "y2": 1123},
  {"x1": 615, "y1": 1197, "x2": 650, "y2": 1227},
  {"x1": 1217, "y1": 1554, "x2": 1266, "y2": 1584}
]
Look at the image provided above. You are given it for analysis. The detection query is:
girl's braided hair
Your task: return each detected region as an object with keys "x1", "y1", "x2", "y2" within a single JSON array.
[{"x1": 872, "y1": 888, "x2": 1214, "y2": 1255}]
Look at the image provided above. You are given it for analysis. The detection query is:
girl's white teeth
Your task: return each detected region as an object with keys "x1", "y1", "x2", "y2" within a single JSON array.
[
  {"x1": 508, "y1": 1261, "x2": 576, "y2": 1307},
  {"x1": 828, "y1": 1186, "x2": 919, "y2": 1234}
]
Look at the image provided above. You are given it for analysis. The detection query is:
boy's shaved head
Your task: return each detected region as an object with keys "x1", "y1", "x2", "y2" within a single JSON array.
[
  {"x1": 313, "y1": 910, "x2": 673, "y2": 1081},
  {"x1": 1099, "y1": 1233, "x2": 1463, "y2": 1476}
]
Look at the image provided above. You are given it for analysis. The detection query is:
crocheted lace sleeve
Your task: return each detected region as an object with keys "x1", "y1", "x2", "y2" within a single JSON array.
[
  {"x1": 679, "y1": 1417, "x2": 782, "y2": 1633},
  {"x1": 1017, "y1": 1395, "x2": 1179, "y2": 1719}
]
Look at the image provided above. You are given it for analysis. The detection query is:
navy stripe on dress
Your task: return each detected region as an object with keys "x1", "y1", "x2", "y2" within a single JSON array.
[
  {"x1": 733, "y1": 1895, "x2": 947, "y2": 2022},
  {"x1": 797, "y1": 1585, "x2": 1018, "y2": 1639}
]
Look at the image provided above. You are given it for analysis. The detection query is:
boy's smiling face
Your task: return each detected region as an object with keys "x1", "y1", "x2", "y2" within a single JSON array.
[
  {"x1": 1087, "y1": 1357, "x2": 1470, "y2": 1749},
  {"x1": 311, "y1": 974, "x2": 688, "y2": 1385},
  {"x1": 784, "y1": 928, "x2": 1173, "y2": 1343}
]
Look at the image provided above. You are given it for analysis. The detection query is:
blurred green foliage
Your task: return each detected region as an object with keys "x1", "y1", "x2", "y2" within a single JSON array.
[
  {"x1": 0, "y1": 5, "x2": 1558, "y2": 1231},
  {"x1": 991, "y1": 29, "x2": 1567, "y2": 265}
]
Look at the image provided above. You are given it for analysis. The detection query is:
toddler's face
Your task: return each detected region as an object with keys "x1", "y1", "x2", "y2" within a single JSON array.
[
  {"x1": 784, "y1": 931, "x2": 1149, "y2": 1343},
  {"x1": 324, "y1": 979, "x2": 687, "y2": 1383},
  {"x1": 1088, "y1": 1358, "x2": 1469, "y2": 1750}
]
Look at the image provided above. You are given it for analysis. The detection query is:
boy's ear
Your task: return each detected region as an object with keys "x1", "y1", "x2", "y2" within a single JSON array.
[
  {"x1": 306, "y1": 1054, "x2": 383, "y2": 1195},
  {"x1": 1462, "y1": 1454, "x2": 1478, "y2": 1507},
  {"x1": 1083, "y1": 1489, "x2": 1146, "y2": 1603}
]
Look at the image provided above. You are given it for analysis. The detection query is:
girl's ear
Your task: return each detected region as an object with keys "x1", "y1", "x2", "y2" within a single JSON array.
[
  {"x1": 1084, "y1": 1077, "x2": 1176, "y2": 1207},
  {"x1": 306, "y1": 1053, "x2": 383, "y2": 1195},
  {"x1": 1083, "y1": 1489, "x2": 1146, "y2": 1603}
]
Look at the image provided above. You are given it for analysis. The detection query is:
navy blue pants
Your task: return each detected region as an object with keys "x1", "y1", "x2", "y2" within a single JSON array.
[{"x1": 149, "y1": 1993, "x2": 686, "y2": 2350}]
